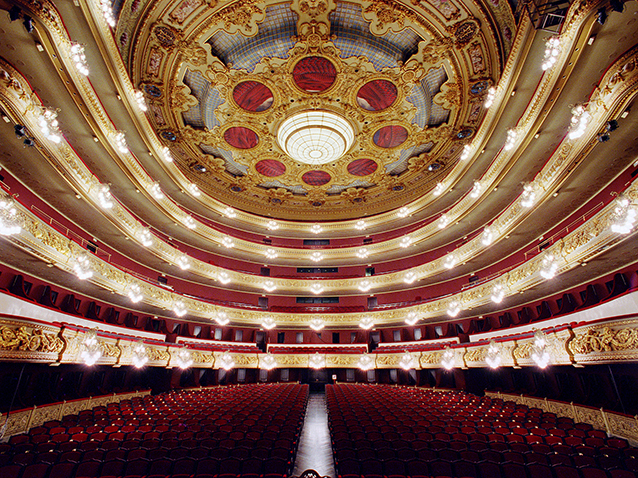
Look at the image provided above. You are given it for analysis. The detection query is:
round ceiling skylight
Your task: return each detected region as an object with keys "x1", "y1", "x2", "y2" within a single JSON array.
[{"x1": 277, "y1": 110, "x2": 355, "y2": 165}]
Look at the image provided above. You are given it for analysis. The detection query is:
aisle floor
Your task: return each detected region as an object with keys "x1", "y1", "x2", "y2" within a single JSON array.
[{"x1": 292, "y1": 392, "x2": 336, "y2": 478}]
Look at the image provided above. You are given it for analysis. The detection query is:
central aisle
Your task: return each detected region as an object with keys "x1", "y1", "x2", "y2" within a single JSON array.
[{"x1": 292, "y1": 392, "x2": 336, "y2": 478}]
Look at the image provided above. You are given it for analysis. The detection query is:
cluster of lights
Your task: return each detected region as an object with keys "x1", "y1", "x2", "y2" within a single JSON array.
[
  {"x1": 224, "y1": 207, "x2": 236, "y2": 218},
  {"x1": 397, "y1": 207, "x2": 409, "y2": 218},
  {"x1": 568, "y1": 105, "x2": 591, "y2": 140},
  {"x1": 97, "y1": 185, "x2": 114, "y2": 209},
  {"x1": 399, "y1": 351, "x2": 415, "y2": 370},
  {"x1": 221, "y1": 237, "x2": 234, "y2": 248},
  {"x1": 173, "y1": 300, "x2": 187, "y2": 317},
  {"x1": 176, "y1": 255, "x2": 190, "y2": 271},
  {"x1": 447, "y1": 300, "x2": 461, "y2": 317},
  {"x1": 131, "y1": 341, "x2": 149, "y2": 368},
  {"x1": 176, "y1": 348, "x2": 193, "y2": 369},
  {"x1": 404, "y1": 271, "x2": 417, "y2": 284},
  {"x1": 261, "y1": 317, "x2": 276, "y2": 330},
  {"x1": 263, "y1": 280, "x2": 277, "y2": 292},
  {"x1": 38, "y1": 108, "x2": 62, "y2": 143},
  {"x1": 113, "y1": 132, "x2": 128, "y2": 153},
  {"x1": 400, "y1": 236, "x2": 412, "y2": 248},
  {"x1": 541, "y1": 36, "x2": 561, "y2": 70},
  {"x1": 504, "y1": 129, "x2": 519, "y2": 151},
  {"x1": 311, "y1": 224, "x2": 322, "y2": 234},
  {"x1": 441, "y1": 347, "x2": 455, "y2": 370},
  {"x1": 137, "y1": 227, "x2": 153, "y2": 247},
  {"x1": 310, "y1": 283, "x2": 324, "y2": 295},
  {"x1": 265, "y1": 248, "x2": 278, "y2": 260},
  {"x1": 127, "y1": 283, "x2": 143, "y2": 303},
  {"x1": 484, "y1": 87, "x2": 496, "y2": 108},
  {"x1": 491, "y1": 283, "x2": 505, "y2": 303},
  {"x1": 218, "y1": 272, "x2": 231, "y2": 284},
  {"x1": 358, "y1": 280, "x2": 372, "y2": 292},
  {"x1": 188, "y1": 183, "x2": 201, "y2": 197},
  {"x1": 485, "y1": 340, "x2": 502, "y2": 369},
  {"x1": 355, "y1": 220, "x2": 366, "y2": 230},
  {"x1": 309, "y1": 353, "x2": 326, "y2": 369},
  {"x1": 460, "y1": 144, "x2": 472, "y2": 161},
  {"x1": 481, "y1": 226, "x2": 494, "y2": 246},
  {"x1": 531, "y1": 330, "x2": 550, "y2": 368},
  {"x1": 356, "y1": 248, "x2": 369, "y2": 259},
  {"x1": 70, "y1": 43, "x2": 89, "y2": 76},
  {"x1": 219, "y1": 351, "x2": 235, "y2": 371},
  {"x1": 358, "y1": 354, "x2": 374, "y2": 371},
  {"x1": 438, "y1": 214, "x2": 450, "y2": 229},
  {"x1": 266, "y1": 220, "x2": 279, "y2": 230},
  {"x1": 433, "y1": 183, "x2": 445, "y2": 196},
  {"x1": 0, "y1": 198, "x2": 21, "y2": 236},
  {"x1": 611, "y1": 196, "x2": 636, "y2": 234},
  {"x1": 184, "y1": 216, "x2": 196, "y2": 229},
  {"x1": 73, "y1": 254, "x2": 93, "y2": 280},
  {"x1": 162, "y1": 147, "x2": 173, "y2": 162},
  {"x1": 309, "y1": 317, "x2": 325, "y2": 331},
  {"x1": 405, "y1": 311, "x2": 419, "y2": 326},
  {"x1": 470, "y1": 181, "x2": 482, "y2": 199},
  {"x1": 99, "y1": 0, "x2": 117, "y2": 27},
  {"x1": 81, "y1": 329, "x2": 102, "y2": 366},
  {"x1": 521, "y1": 183, "x2": 537, "y2": 208},
  {"x1": 540, "y1": 253, "x2": 558, "y2": 279},
  {"x1": 214, "y1": 312, "x2": 229, "y2": 326},
  {"x1": 359, "y1": 316, "x2": 374, "y2": 329},
  {"x1": 260, "y1": 353, "x2": 277, "y2": 370},
  {"x1": 150, "y1": 182, "x2": 164, "y2": 199},
  {"x1": 310, "y1": 252, "x2": 323, "y2": 262},
  {"x1": 134, "y1": 90, "x2": 147, "y2": 112},
  {"x1": 443, "y1": 253, "x2": 457, "y2": 270}
]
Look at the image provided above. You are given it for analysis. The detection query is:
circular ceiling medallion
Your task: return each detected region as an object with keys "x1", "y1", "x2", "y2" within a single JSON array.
[
  {"x1": 373, "y1": 125, "x2": 408, "y2": 148},
  {"x1": 356, "y1": 80, "x2": 398, "y2": 111},
  {"x1": 292, "y1": 57, "x2": 337, "y2": 93},
  {"x1": 277, "y1": 110, "x2": 355, "y2": 165},
  {"x1": 233, "y1": 81, "x2": 274, "y2": 112},
  {"x1": 302, "y1": 170, "x2": 332, "y2": 186},
  {"x1": 347, "y1": 158, "x2": 378, "y2": 176},
  {"x1": 224, "y1": 127, "x2": 259, "y2": 149},
  {"x1": 255, "y1": 159, "x2": 286, "y2": 177}
]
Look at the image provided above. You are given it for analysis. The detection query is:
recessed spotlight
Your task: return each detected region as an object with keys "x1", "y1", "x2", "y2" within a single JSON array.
[{"x1": 587, "y1": 35, "x2": 596, "y2": 45}]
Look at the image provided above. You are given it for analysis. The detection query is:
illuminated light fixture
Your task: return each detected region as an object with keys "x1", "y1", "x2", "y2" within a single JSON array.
[
  {"x1": 540, "y1": 253, "x2": 558, "y2": 279},
  {"x1": 218, "y1": 351, "x2": 235, "y2": 371},
  {"x1": 137, "y1": 227, "x2": 153, "y2": 247},
  {"x1": 260, "y1": 353, "x2": 277, "y2": 370},
  {"x1": 309, "y1": 353, "x2": 326, "y2": 369},
  {"x1": 438, "y1": 214, "x2": 450, "y2": 229},
  {"x1": 73, "y1": 254, "x2": 93, "y2": 280},
  {"x1": 81, "y1": 329, "x2": 102, "y2": 366},
  {"x1": 131, "y1": 341, "x2": 148, "y2": 368},
  {"x1": 447, "y1": 300, "x2": 461, "y2": 317},
  {"x1": 127, "y1": 283, "x2": 143, "y2": 303},
  {"x1": 356, "y1": 248, "x2": 369, "y2": 259},
  {"x1": 400, "y1": 236, "x2": 412, "y2": 248},
  {"x1": 358, "y1": 354, "x2": 375, "y2": 371},
  {"x1": 611, "y1": 196, "x2": 637, "y2": 234},
  {"x1": 484, "y1": 87, "x2": 496, "y2": 108},
  {"x1": 358, "y1": 280, "x2": 372, "y2": 292},
  {"x1": 441, "y1": 346, "x2": 455, "y2": 370},
  {"x1": 113, "y1": 132, "x2": 128, "y2": 153},
  {"x1": 173, "y1": 300, "x2": 187, "y2": 317},
  {"x1": 521, "y1": 183, "x2": 537, "y2": 208},
  {"x1": 218, "y1": 272, "x2": 231, "y2": 284},
  {"x1": 261, "y1": 316, "x2": 276, "y2": 330},
  {"x1": 309, "y1": 317, "x2": 325, "y2": 331},
  {"x1": 70, "y1": 43, "x2": 89, "y2": 76},
  {"x1": 504, "y1": 128, "x2": 518, "y2": 151},
  {"x1": 403, "y1": 271, "x2": 417, "y2": 284},
  {"x1": 176, "y1": 255, "x2": 190, "y2": 271},
  {"x1": 150, "y1": 182, "x2": 164, "y2": 199},
  {"x1": 266, "y1": 220, "x2": 279, "y2": 230},
  {"x1": 310, "y1": 252, "x2": 323, "y2": 262},
  {"x1": 568, "y1": 105, "x2": 591, "y2": 140},
  {"x1": 184, "y1": 215, "x2": 196, "y2": 229},
  {"x1": 176, "y1": 348, "x2": 193, "y2": 369},
  {"x1": 224, "y1": 207, "x2": 236, "y2": 218},
  {"x1": 355, "y1": 220, "x2": 366, "y2": 230},
  {"x1": 443, "y1": 253, "x2": 457, "y2": 269},
  {"x1": 214, "y1": 312, "x2": 229, "y2": 326},
  {"x1": 311, "y1": 224, "x2": 323, "y2": 234},
  {"x1": 265, "y1": 248, "x2": 278, "y2": 260},
  {"x1": 222, "y1": 237, "x2": 234, "y2": 248},
  {"x1": 99, "y1": 0, "x2": 116, "y2": 27},
  {"x1": 541, "y1": 36, "x2": 561, "y2": 70},
  {"x1": 470, "y1": 181, "x2": 482, "y2": 199},
  {"x1": 399, "y1": 351, "x2": 415, "y2": 370},
  {"x1": 491, "y1": 283, "x2": 505, "y2": 303},
  {"x1": 188, "y1": 183, "x2": 201, "y2": 197},
  {"x1": 481, "y1": 226, "x2": 494, "y2": 246},
  {"x1": 359, "y1": 316, "x2": 374, "y2": 329},
  {"x1": 405, "y1": 311, "x2": 419, "y2": 326},
  {"x1": 277, "y1": 110, "x2": 355, "y2": 165},
  {"x1": 531, "y1": 330, "x2": 550, "y2": 369},
  {"x1": 310, "y1": 283, "x2": 324, "y2": 295},
  {"x1": 162, "y1": 146, "x2": 173, "y2": 162},
  {"x1": 263, "y1": 280, "x2": 277, "y2": 292},
  {"x1": 485, "y1": 340, "x2": 501, "y2": 369},
  {"x1": 397, "y1": 207, "x2": 409, "y2": 218},
  {"x1": 433, "y1": 183, "x2": 445, "y2": 196},
  {"x1": 460, "y1": 144, "x2": 472, "y2": 160},
  {"x1": 0, "y1": 198, "x2": 21, "y2": 235},
  {"x1": 134, "y1": 90, "x2": 147, "y2": 112},
  {"x1": 38, "y1": 108, "x2": 61, "y2": 143},
  {"x1": 97, "y1": 185, "x2": 114, "y2": 209}
]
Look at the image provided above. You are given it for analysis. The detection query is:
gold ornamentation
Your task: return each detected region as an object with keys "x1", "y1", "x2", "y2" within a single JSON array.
[
  {"x1": 214, "y1": 1, "x2": 266, "y2": 36},
  {"x1": 0, "y1": 326, "x2": 64, "y2": 353},
  {"x1": 569, "y1": 327, "x2": 638, "y2": 355}
]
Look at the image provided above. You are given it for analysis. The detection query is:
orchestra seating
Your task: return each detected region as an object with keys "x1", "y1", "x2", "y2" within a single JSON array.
[
  {"x1": 327, "y1": 384, "x2": 636, "y2": 478},
  {"x1": 0, "y1": 383, "x2": 308, "y2": 478}
]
